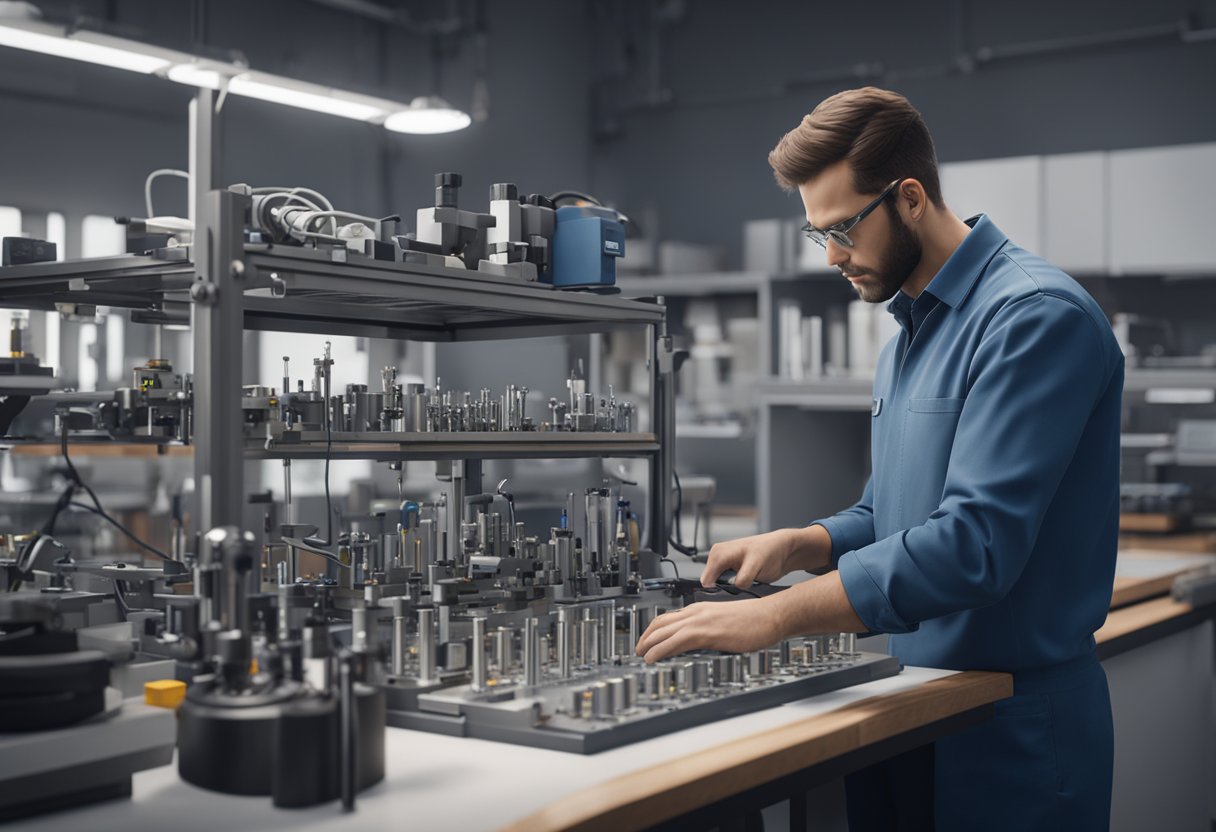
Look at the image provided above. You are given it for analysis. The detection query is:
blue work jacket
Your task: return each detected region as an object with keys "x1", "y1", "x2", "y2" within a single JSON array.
[{"x1": 813, "y1": 214, "x2": 1124, "y2": 674}]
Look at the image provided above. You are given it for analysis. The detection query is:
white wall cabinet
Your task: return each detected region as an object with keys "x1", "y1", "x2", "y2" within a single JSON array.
[
  {"x1": 1043, "y1": 151, "x2": 1108, "y2": 273},
  {"x1": 1109, "y1": 142, "x2": 1216, "y2": 275},
  {"x1": 940, "y1": 155, "x2": 1044, "y2": 253},
  {"x1": 936, "y1": 142, "x2": 1216, "y2": 276}
]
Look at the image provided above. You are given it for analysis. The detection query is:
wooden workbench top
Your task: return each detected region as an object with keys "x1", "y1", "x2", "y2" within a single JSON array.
[{"x1": 500, "y1": 670, "x2": 1011, "y2": 832}]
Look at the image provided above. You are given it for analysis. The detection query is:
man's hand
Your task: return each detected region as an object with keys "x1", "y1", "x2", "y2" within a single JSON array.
[
  {"x1": 634, "y1": 599, "x2": 782, "y2": 664},
  {"x1": 701, "y1": 525, "x2": 833, "y2": 589},
  {"x1": 634, "y1": 572, "x2": 867, "y2": 664}
]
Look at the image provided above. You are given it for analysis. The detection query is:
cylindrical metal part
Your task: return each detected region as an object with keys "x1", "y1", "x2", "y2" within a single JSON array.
[
  {"x1": 747, "y1": 649, "x2": 773, "y2": 678},
  {"x1": 351, "y1": 605, "x2": 368, "y2": 654},
  {"x1": 557, "y1": 609, "x2": 572, "y2": 679},
  {"x1": 339, "y1": 652, "x2": 356, "y2": 812},
  {"x1": 607, "y1": 677, "x2": 628, "y2": 714},
  {"x1": 553, "y1": 529, "x2": 574, "y2": 584},
  {"x1": 346, "y1": 384, "x2": 367, "y2": 432},
  {"x1": 643, "y1": 668, "x2": 660, "y2": 700},
  {"x1": 365, "y1": 392, "x2": 384, "y2": 430},
  {"x1": 391, "y1": 599, "x2": 407, "y2": 676},
  {"x1": 493, "y1": 627, "x2": 515, "y2": 672},
  {"x1": 417, "y1": 607, "x2": 436, "y2": 683},
  {"x1": 276, "y1": 582, "x2": 291, "y2": 643},
  {"x1": 692, "y1": 659, "x2": 711, "y2": 692},
  {"x1": 471, "y1": 617, "x2": 487, "y2": 692},
  {"x1": 599, "y1": 605, "x2": 615, "y2": 662},
  {"x1": 779, "y1": 639, "x2": 793, "y2": 667},
  {"x1": 656, "y1": 666, "x2": 672, "y2": 698},
  {"x1": 590, "y1": 681, "x2": 610, "y2": 718},
  {"x1": 524, "y1": 618, "x2": 540, "y2": 686},
  {"x1": 840, "y1": 632, "x2": 857, "y2": 656},
  {"x1": 673, "y1": 661, "x2": 692, "y2": 695},
  {"x1": 627, "y1": 606, "x2": 641, "y2": 656},
  {"x1": 576, "y1": 619, "x2": 595, "y2": 667}
]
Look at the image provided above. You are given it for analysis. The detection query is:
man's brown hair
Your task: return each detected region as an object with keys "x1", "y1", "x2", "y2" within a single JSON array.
[{"x1": 768, "y1": 87, "x2": 943, "y2": 207}]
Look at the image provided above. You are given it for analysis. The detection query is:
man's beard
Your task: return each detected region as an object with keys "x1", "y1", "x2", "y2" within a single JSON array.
[{"x1": 844, "y1": 204, "x2": 922, "y2": 303}]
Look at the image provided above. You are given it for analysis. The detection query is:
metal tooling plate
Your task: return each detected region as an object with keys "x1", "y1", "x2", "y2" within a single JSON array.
[{"x1": 395, "y1": 652, "x2": 902, "y2": 754}]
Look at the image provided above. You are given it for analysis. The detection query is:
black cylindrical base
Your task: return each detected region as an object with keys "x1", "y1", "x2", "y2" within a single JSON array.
[{"x1": 177, "y1": 682, "x2": 385, "y2": 808}]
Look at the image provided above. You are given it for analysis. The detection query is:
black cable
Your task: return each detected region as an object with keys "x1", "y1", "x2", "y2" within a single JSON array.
[
  {"x1": 305, "y1": 415, "x2": 335, "y2": 548},
  {"x1": 112, "y1": 580, "x2": 130, "y2": 621},
  {"x1": 702, "y1": 583, "x2": 762, "y2": 600},
  {"x1": 58, "y1": 425, "x2": 172, "y2": 561},
  {"x1": 660, "y1": 556, "x2": 681, "y2": 580},
  {"x1": 668, "y1": 468, "x2": 698, "y2": 558},
  {"x1": 68, "y1": 502, "x2": 171, "y2": 561}
]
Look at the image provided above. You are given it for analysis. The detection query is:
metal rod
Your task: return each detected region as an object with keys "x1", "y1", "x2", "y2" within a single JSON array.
[
  {"x1": 339, "y1": 651, "x2": 356, "y2": 812},
  {"x1": 628, "y1": 606, "x2": 640, "y2": 656},
  {"x1": 471, "y1": 616, "x2": 486, "y2": 692},
  {"x1": 391, "y1": 599, "x2": 407, "y2": 676},
  {"x1": 418, "y1": 607, "x2": 436, "y2": 683},
  {"x1": 523, "y1": 617, "x2": 540, "y2": 687},
  {"x1": 557, "y1": 609, "x2": 571, "y2": 679}
]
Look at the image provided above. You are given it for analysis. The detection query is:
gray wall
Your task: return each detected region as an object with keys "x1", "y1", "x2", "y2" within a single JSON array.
[
  {"x1": 588, "y1": 0, "x2": 1216, "y2": 266},
  {"x1": 0, "y1": 0, "x2": 593, "y2": 256}
]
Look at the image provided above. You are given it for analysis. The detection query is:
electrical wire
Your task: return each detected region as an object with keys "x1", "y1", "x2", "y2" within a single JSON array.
[
  {"x1": 59, "y1": 425, "x2": 172, "y2": 561},
  {"x1": 668, "y1": 468, "x2": 698, "y2": 558},
  {"x1": 305, "y1": 409, "x2": 336, "y2": 549},
  {"x1": 68, "y1": 502, "x2": 172, "y2": 561},
  {"x1": 251, "y1": 186, "x2": 335, "y2": 212},
  {"x1": 144, "y1": 168, "x2": 189, "y2": 218},
  {"x1": 700, "y1": 583, "x2": 762, "y2": 600}
]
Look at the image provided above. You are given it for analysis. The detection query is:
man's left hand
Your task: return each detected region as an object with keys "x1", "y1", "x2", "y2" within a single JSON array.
[{"x1": 634, "y1": 599, "x2": 783, "y2": 664}]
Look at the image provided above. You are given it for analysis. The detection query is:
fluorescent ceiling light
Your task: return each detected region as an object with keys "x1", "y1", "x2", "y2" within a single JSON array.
[
  {"x1": 0, "y1": 9, "x2": 443, "y2": 127},
  {"x1": 227, "y1": 71, "x2": 389, "y2": 122},
  {"x1": 384, "y1": 96, "x2": 472, "y2": 134},
  {"x1": 0, "y1": 16, "x2": 172, "y2": 73},
  {"x1": 167, "y1": 60, "x2": 230, "y2": 90}
]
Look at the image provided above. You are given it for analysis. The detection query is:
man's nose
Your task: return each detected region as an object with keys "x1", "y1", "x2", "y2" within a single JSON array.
[{"x1": 825, "y1": 237, "x2": 849, "y2": 269}]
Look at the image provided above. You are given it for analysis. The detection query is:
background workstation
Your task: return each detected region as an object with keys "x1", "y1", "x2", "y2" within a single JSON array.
[{"x1": 1, "y1": 1, "x2": 1214, "y2": 830}]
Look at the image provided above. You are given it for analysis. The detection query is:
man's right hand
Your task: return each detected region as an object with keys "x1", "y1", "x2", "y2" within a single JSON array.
[{"x1": 700, "y1": 525, "x2": 834, "y2": 589}]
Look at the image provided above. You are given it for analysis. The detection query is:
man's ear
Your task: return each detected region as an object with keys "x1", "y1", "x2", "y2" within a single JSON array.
[{"x1": 899, "y1": 179, "x2": 928, "y2": 222}]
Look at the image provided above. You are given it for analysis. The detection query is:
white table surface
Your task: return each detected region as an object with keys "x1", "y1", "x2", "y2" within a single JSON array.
[{"x1": 18, "y1": 665, "x2": 957, "y2": 832}]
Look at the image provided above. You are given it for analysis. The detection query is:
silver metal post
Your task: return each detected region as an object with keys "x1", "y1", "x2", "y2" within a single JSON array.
[
  {"x1": 471, "y1": 616, "x2": 487, "y2": 692},
  {"x1": 628, "y1": 606, "x2": 641, "y2": 656},
  {"x1": 557, "y1": 608, "x2": 571, "y2": 679},
  {"x1": 418, "y1": 607, "x2": 436, "y2": 683},
  {"x1": 523, "y1": 617, "x2": 540, "y2": 687},
  {"x1": 391, "y1": 598, "x2": 407, "y2": 676}
]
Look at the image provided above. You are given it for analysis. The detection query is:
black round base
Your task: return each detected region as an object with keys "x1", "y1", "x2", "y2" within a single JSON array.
[{"x1": 177, "y1": 682, "x2": 385, "y2": 808}]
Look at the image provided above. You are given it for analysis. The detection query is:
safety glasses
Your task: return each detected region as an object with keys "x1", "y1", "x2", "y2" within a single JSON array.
[{"x1": 801, "y1": 179, "x2": 903, "y2": 249}]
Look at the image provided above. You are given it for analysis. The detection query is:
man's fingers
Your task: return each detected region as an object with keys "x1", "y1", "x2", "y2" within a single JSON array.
[
  {"x1": 702, "y1": 544, "x2": 741, "y2": 587},
  {"x1": 635, "y1": 610, "x2": 691, "y2": 655},
  {"x1": 734, "y1": 562, "x2": 759, "y2": 589},
  {"x1": 643, "y1": 626, "x2": 700, "y2": 664}
]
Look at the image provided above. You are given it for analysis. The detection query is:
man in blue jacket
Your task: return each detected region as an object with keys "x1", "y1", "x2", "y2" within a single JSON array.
[{"x1": 635, "y1": 87, "x2": 1123, "y2": 830}]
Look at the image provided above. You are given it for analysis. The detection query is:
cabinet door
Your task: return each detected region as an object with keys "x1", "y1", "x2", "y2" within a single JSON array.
[
  {"x1": 1110, "y1": 143, "x2": 1216, "y2": 274},
  {"x1": 1044, "y1": 151, "x2": 1108, "y2": 274},
  {"x1": 940, "y1": 156, "x2": 1043, "y2": 253}
]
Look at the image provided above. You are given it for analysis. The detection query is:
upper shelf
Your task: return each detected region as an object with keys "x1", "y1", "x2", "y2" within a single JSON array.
[
  {"x1": 249, "y1": 430, "x2": 660, "y2": 461},
  {"x1": 0, "y1": 245, "x2": 666, "y2": 341}
]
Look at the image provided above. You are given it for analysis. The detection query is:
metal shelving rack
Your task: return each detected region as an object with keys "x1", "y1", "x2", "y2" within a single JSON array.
[{"x1": 0, "y1": 87, "x2": 678, "y2": 557}]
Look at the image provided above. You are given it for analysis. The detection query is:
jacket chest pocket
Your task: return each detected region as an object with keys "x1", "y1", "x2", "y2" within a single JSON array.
[{"x1": 898, "y1": 397, "x2": 966, "y2": 526}]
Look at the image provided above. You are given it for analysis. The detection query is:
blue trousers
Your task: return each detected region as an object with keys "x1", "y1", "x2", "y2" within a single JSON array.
[{"x1": 846, "y1": 656, "x2": 1113, "y2": 831}]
